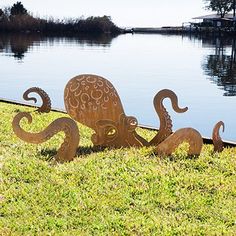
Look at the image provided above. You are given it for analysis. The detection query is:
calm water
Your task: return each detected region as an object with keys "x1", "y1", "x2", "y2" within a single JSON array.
[{"x1": 1, "y1": 33, "x2": 236, "y2": 141}]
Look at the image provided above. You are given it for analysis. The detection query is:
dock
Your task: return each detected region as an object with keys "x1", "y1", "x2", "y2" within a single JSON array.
[
  {"x1": 122, "y1": 26, "x2": 236, "y2": 35},
  {"x1": 123, "y1": 26, "x2": 188, "y2": 34}
]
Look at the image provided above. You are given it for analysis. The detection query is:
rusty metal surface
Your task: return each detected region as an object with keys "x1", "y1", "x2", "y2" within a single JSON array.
[
  {"x1": 23, "y1": 87, "x2": 51, "y2": 113},
  {"x1": 212, "y1": 121, "x2": 225, "y2": 152},
  {"x1": 149, "y1": 89, "x2": 188, "y2": 145},
  {"x1": 64, "y1": 74, "x2": 148, "y2": 148},
  {"x1": 12, "y1": 112, "x2": 79, "y2": 162},
  {"x1": 156, "y1": 128, "x2": 203, "y2": 156}
]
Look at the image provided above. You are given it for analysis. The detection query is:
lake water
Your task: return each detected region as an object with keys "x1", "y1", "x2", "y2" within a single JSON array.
[{"x1": 1, "y1": 33, "x2": 236, "y2": 141}]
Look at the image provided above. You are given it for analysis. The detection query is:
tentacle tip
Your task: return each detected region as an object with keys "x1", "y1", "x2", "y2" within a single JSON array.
[
  {"x1": 221, "y1": 122, "x2": 225, "y2": 133},
  {"x1": 25, "y1": 114, "x2": 33, "y2": 124},
  {"x1": 183, "y1": 106, "x2": 188, "y2": 112},
  {"x1": 27, "y1": 98, "x2": 37, "y2": 104}
]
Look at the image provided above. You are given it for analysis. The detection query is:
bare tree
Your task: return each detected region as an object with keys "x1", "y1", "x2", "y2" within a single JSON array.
[{"x1": 204, "y1": 0, "x2": 233, "y2": 18}]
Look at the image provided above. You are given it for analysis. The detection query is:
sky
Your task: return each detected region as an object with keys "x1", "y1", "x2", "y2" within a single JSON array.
[{"x1": 0, "y1": 0, "x2": 212, "y2": 27}]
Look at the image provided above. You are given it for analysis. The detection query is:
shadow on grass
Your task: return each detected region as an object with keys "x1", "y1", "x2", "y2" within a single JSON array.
[
  {"x1": 167, "y1": 154, "x2": 199, "y2": 162},
  {"x1": 40, "y1": 145, "x2": 107, "y2": 161},
  {"x1": 39, "y1": 144, "x2": 200, "y2": 163}
]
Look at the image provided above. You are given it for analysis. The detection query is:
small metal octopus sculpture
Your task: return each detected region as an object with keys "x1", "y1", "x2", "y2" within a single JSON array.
[{"x1": 12, "y1": 74, "x2": 204, "y2": 162}]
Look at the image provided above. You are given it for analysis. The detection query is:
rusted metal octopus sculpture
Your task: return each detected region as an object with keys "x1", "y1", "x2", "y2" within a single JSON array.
[
  {"x1": 23, "y1": 87, "x2": 51, "y2": 113},
  {"x1": 64, "y1": 74, "x2": 203, "y2": 155},
  {"x1": 12, "y1": 112, "x2": 79, "y2": 162},
  {"x1": 64, "y1": 74, "x2": 148, "y2": 148},
  {"x1": 212, "y1": 121, "x2": 225, "y2": 152},
  {"x1": 12, "y1": 74, "x2": 204, "y2": 162}
]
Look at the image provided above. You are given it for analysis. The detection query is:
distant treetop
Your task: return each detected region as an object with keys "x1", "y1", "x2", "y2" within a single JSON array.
[
  {"x1": 0, "y1": 1, "x2": 121, "y2": 34},
  {"x1": 10, "y1": 1, "x2": 27, "y2": 16}
]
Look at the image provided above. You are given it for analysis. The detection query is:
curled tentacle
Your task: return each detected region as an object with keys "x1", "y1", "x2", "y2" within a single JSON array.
[
  {"x1": 149, "y1": 89, "x2": 188, "y2": 145},
  {"x1": 23, "y1": 87, "x2": 51, "y2": 113},
  {"x1": 156, "y1": 128, "x2": 203, "y2": 156},
  {"x1": 12, "y1": 112, "x2": 79, "y2": 162},
  {"x1": 212, "y1": 121, "x2": 225, "y2": 152}
]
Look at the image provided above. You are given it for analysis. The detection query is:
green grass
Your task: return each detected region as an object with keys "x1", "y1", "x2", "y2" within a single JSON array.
[{"x1": 0, "y1": 102, "x2": 236, "y2": 235}]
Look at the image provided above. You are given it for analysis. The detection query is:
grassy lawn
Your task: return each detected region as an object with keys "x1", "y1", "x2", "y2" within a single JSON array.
[{"x1": 0, "y1": 102, "x2": 236, "y2": 235}]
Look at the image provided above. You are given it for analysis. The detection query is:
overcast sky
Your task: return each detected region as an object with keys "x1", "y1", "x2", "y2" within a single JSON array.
[{"x1": 0, "y1": 0, "x2": 212, "y2": 27}]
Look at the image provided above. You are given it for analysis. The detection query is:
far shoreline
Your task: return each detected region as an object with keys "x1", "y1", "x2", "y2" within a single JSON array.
[{"x1": 123, "y1": 26, "x2": 236, "y2": 36}]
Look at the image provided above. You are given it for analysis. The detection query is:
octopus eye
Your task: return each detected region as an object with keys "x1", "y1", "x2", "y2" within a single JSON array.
[
  {"x1": 126, "y1": 116, "x2": 138, "y2": 131},
  {"x1": 107, "y1": 128, "x2": 116, "y2": 136},
  {"x1": 130, "y1": 120, "x2": 137, "y2": 126}
]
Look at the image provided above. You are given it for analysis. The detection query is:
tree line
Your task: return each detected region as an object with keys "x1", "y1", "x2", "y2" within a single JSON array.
[{"x1": 0, "y1": 2, "x2": 121, "y2": 35}]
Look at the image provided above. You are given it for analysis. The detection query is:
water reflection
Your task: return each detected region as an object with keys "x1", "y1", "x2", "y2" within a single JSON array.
[
  {"x1": 0, "y1": 33, "x2": 235, "y2": 140},
  {"x1": 0, "y1": 33, "x2": 116, "y2": 60},
  {"x1": 0, "y1": 34, "x2": 42, "y2": 60},
  {"x1": 2, "y1": 33, "x2": 236, "y2": 97},
  {"x1": 202, "y1": 37, "x2": 236, "y2": 96}
]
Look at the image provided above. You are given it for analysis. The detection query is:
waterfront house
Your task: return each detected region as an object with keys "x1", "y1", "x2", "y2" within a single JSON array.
[{"x1": 192, "y1": 14, "x2": 235, "y2": 28}]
